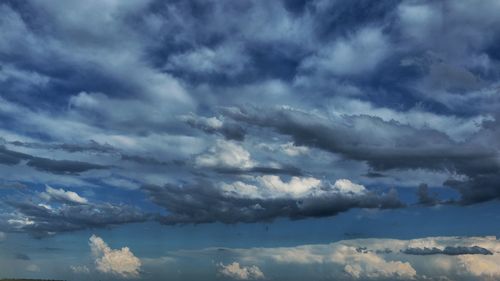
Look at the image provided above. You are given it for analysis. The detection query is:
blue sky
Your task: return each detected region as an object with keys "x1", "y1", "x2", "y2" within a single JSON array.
[{"x1": 1, "y1": 0, "x2": 500, "y2": 280}]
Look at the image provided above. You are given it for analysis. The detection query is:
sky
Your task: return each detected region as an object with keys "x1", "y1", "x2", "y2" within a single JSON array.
[{"x1": 1, "y1": 0, "x2": 500, "y2": 280}]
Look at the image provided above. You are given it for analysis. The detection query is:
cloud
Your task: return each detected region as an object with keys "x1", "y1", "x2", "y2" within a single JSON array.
[
  {"x1": 0, "y1": 145, "x2": 107, "y2": 175},
  {"x1": 300, "y1": 26, "x2": 389, "y2": 76},
  {"x1": 416, "y1": 183, "x2": 440, "y2": 206},
  {"x1": 221, "y1": 177, "x2": 366, "y2": 199},
  {"x1": 89, "y1": 235, "x2": 141, "y2": 278},
  {"x1": 9, "y1": 139, "x2": 116, "y2": 154},
  {"x1": 181, "y1": 113, "x2": 246, "y2": 141},
  {"x1": 71, "y1": 265, "x2": 90, "y2": 274},
  {"x1": 143, "y1": 177, "x2": 403, "y2": 224},
  {"x1": 402, "y1": 246, "x2": 493, "y2": 256},
  {"x1": 195, "y1": 140, "x2": 255, "y2": 170},
  {"x1": 26, "y1": 264, "x2": 40, "y2": 272},
  {"x1": 166, "y1": 43, "x2": 250, "y2": 76},
  {"x1": 279, "y1": 142, "x2": 309, "y2": 157},
  {"x1": 26, "y1": 157, "x2": 107, "y2": 175},
  {"x1": 223, "y1": 106, "x2": 500, "y2": 204},
  {"x1": 0, "y1": 181, "x2": 27, "y2": 189},
  {"x1": 336, "y1": 246, "x2": 416, "y2": 280},
  {"x1": 172, "y1": 236, "x2": 500, "y2": 280},
  {"x1": 218, "y1": 262, "x2": 265, "y2": 280},
  {"x1": 40, "y1": 185, "x2": 88, "y2": 204},
  {"x1": 4, "y1": 200, "x2": 147, "y2": 237},
  {"x1": 15, "y1": 253, "x2": 31, "y2": 260},
  {"x1": 1, "y1": 0, "x2": 500, "y2": 246}
]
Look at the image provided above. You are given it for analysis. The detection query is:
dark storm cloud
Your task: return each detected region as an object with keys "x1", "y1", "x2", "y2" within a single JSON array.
[
  {"x1": 416, "y1": 183, "x2": 439, "y2": 206},
  {"x1": 0, "y1": 146, "x2": 108, "y2": 174},
  {"x1": 206, "y1": 165, "x2": 302, "y2": 177},
  {"x1": 223, "y1": 106, "x2": 500, "y2": 204},
  {"x1": 0, "y1": 146, "x2": 32, "y2": 165},
  {"x1": 222, "y1": 106, "x2": 486, "y2": 172},
  {"x1": 402, "y1": 246, "x2": 493, "y2": 256},
  {"x1": 142, "y1": 181, "x2": 403, "y2": 224},
  {"x1": 120, "y1": 154, "x2": 173, "y2": 166},
  {"x1": 4, "y1": 200, "x2": 147, "y2": 237},
  {"x1": 26, "y1": 158, "x2": 107, "y2": 175},
  {"x1": 9, "y1": 139, "x2": 117, "y2": 154}
]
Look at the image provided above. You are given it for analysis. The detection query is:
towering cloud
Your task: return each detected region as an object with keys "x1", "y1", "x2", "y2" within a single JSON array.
[{"x1": 89, "y1": 235, "x2": 141, "y2": 278}]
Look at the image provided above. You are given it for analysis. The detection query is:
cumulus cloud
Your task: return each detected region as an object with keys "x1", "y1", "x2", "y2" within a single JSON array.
[
  {"x1": 337, "y1": 246, "x2": 416, "y2": 279},
  {"x1": 218, "y1": 262, "x2": 265, "y2": 280},
  {"x1": 40, "y1": 185, "x2": 88, "y2": 204},
  {"x1": 195, "y1": 140, "x2": 255, "y2": 169},
  {"x1": 143, "y1": 177, "x2": 403, "y2": 224},
  {"x1": 89, "y1": 235, "x2": 141, "y2": 278},
  {"x1": 221, "y1": 177, "x2": 366, "y2": 199}
]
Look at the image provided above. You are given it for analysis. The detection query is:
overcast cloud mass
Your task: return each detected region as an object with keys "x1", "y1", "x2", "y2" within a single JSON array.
[{"x1": 1, "y1": 0, "x2": 500, "y2": 280}]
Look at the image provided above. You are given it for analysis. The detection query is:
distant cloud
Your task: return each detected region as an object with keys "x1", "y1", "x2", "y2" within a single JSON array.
[
  {"x1": 26, "y1": 264, "x2": 40, "y2": 272},
  {"x1": 176, "y1": 236, "x2": 500, "y2": 281},
  {"x1": 71, "y1": 265, "x2": 90, "y2": 274},
  {"x1": 402, "y1": 246, "x2": 493, "y2": 256},
  {"x1": 89, "y1": 235, "x2": 141, "y2": 278},
  {"x1": 218, "y1": 262, "x2": 265, "y2": 280}
]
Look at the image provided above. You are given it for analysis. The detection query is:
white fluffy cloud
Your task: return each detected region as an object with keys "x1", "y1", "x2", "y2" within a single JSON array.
[
  {"x1": 89, "y1": 235, "x2": 141, "y2": 278},
  {"x1": 221, "y1": 177, "x2": 367, "y2": 199},
  {"x1": 40, "y1": 185, "x2": 88, "y2": 204},
  {"x1": 195, "y1": 140, "x2": 255, "y2": 169},
  {"x1": 218, "y1": 262, "x2": 265, "y2": 280},
  {"x1": 332, "y1": 246, "x2": 416, "y2": 279},
  {"x1": 332, "y1": 179, "x2": 366, "y2": 195}
]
